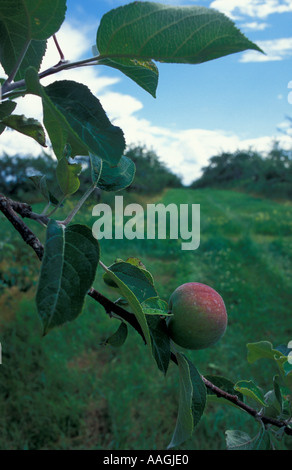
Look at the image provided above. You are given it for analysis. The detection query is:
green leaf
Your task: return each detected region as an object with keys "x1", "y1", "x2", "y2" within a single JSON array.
[
  {"x1": 0, "y1": 100, "x2": 17, "y2": 134},
  {"x1": 273, "y1": 375, "x2": 283, "y2": 413},
  {"x1": 98, "y1": 57, "x2": 159, "y2": 98},
  {"x1": 90, "y1": 154, "x2": 135, "y2": 191},
  {"x1": 15, "y1": 40, "x2": 47, "y2": 81},
  {"x1": 234, "y1": 380, "x2": 267, "y2": 407},
  {"x1": 102, "y1": 262, "x2": 153, "y2": 348},
  {"x1": 142, "y1": 297, "x2": 171, "y2": 316},
  {"x1": 103, "y1": 261, "x2": 157, "y2": 303},
  {"x1": 36, "y1": 220, "x2": 100, "y2": 334},
  {"x1": 226, "y1": 429, "x2": 271, "y2": 451},
  {"x1": 146, "y1": 314, "x2": 170, "y2": 374},
  {"x1": 1, "y1": 114, "x2": 46, "y2": 146},
  {"x1": 29, "y1": 174, "x2": 59, "y2": 205},
  {"x1": 123, "y1": 257, "x2": 155, "y2": 286},
  {"x1": 56, "y1": 155, "x2": 82, "y2": 196},
  {"x1": 25, "y1": 68, "x2": 88, "y2": 160},
  {"x1": 45, "y1": 80, "x2": 125, "y2": 166},
  {"x1": 104, "y1": 321, "x2": 128, "y2": 348},
  {"x1": 0, "y1": 0, "x2": 66, "y2": 77},
  {"x1": 168, "y1": 353, "x2": 206, "y2": 449},
  {"x1": 247, "y1": 341, "x2": 282, "y2": 364},
  {"x1": 96, "y1": 3, "x2": 263, "y2": 90}
]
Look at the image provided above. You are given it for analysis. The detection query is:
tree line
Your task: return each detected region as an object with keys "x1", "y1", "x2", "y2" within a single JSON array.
[
  {"x1": 191, "y1": 143, "x2": 292, "y2": 200},
  {"x1": 0, "y1": 145, "x2": 182, "y2": 202}
]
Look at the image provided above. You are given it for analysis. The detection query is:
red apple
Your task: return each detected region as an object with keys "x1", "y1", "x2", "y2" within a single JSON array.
[{"x1": 167, "y1": 282, "x2": 227, "y2": 350}]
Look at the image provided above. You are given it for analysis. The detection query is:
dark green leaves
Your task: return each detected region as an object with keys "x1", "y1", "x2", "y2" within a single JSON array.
[
  {"x1": 1, "y1": 114, "x2": 46, "y2": 146},
  {"x1": 90, "y1": 154, "x2": 135, "y2": 191},
  {"x1": 25, "y1": 68, "x2": 88, "y2": 160},
  {"x1": 45, "y1": 80, "x2": 126, "y2": 166},
  {"x1": 25, "y1": 69, "x2": 125, "y2": 166},
  {"x1": 36, "y1": 220, "x2": 100, "y2": 334},
  {"x1": 147, "y1": 315, "x2": 170, "y2": 375},
  {"x1": 104, "y1": 321, "x2": 128, "y2": 348},
  {"x1": 25, "y1": 68, "x2": 126, "y2": 194},
  {"x1": 0, "y1": 100, "x2": 17, "y2": 134},
  {"x1": 96, "y1": 2, "x2": 263, "y2": 95},
  {"x1": 0, "y1": 0, "x2": 66, "y2": 78}
]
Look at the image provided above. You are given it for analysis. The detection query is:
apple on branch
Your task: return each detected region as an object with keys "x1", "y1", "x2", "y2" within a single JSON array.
[{"x1": 167, "y1": 282, "x2": 228, "y2": 350}]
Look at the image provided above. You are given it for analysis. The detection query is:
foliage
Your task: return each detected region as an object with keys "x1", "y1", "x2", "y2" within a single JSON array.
[
  {"x1": 0, "y1": 0, "x2": 291, "y2": 451},
  {"x1": 125, "y1": 145, "x2": 182, "y2": 193},
  {"x1": 0, "y1": 152, "x2": 58, "y2": 201},
  {"x1": 191, "y1": 143, "x2": 292, "y2": 200}
]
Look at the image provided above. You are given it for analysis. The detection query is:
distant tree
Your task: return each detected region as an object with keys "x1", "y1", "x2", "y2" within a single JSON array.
[
  {"x1": 123, "y1": 145, "x2": 182, "y2": 194},
  {"x1": 0, "y1": 152, "x2": 58, "y2": 201},
  {"x1": 191, "y1": 144, "x2": 292, "y2": 199}
]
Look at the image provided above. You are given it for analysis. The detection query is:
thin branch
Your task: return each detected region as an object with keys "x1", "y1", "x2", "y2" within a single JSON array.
[
  {"x1": 1, "y1": 194, "x2": 292, "y2": 437},
  {"x1": 60, "y1": 184, "x2": 96, "y2": 226},
  {"x1": 52, "y1": 34, "x2": 65, "y2": 63},
  {"x1": 8, "y1": 198, "x2": 50, "y2": 226},
  {"x1": 1, "y1": 51, "x2": 149, "y2": 97},
  {"x1": 201, "y1": 376, "x2": 292, "y2": 435},
  {"x1": 88, "y1": 288, "x2": 146, "y2": 343},
  {"x1": 0, "y1": 194, "x2": 44, "y2": 260}
]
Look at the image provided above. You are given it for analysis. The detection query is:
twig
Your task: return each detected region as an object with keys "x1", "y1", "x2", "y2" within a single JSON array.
[
  {"x1": 0, "y1": 194, "x2": 44, "y2": 260},
  {"x1": 1, "y1": 194, "x2": 292, "y2": 437},
  {"x1": 52, "y1": 34, "x2": 65, "y2": 63}
]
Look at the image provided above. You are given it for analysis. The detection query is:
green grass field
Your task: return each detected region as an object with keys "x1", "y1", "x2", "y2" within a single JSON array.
[{"x1": 0, "y1": 188, "x2": 292, "y2": 450}]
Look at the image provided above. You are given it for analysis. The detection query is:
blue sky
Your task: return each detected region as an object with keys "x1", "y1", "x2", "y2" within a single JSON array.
[{"x1": 1, "y1": 0, "x2": 292, "y2": 184}]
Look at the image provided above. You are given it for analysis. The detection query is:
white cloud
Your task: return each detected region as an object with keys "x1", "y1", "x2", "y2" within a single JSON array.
[
  {"x1": 210, "y1": 0, "x2": 292, "y2": 19},
  {"x1": 241, "y1": 21, "x2": 270, "y2": 31},
  {"x1": 240, "y1": 37, "x2": 292, "y2": 62}
]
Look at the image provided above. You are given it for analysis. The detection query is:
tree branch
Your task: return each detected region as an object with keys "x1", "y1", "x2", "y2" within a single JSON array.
[
  {"x1": 1, "y1": 194, "x2": 292, "y2": 437},
  {"x1": 0, "y1": 194, "x2": 44, "y2": 260}
]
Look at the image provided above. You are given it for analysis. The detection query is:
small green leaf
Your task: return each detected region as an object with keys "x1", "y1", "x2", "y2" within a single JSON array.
[
  {"x1": 29, "y1": 174, "x2": 59, "y2": 206},
  {"x1": 142, "y1": 297, "x2": 170, "y2": 316},
  {"x1": 147, "y1": 315, "x2": 170, "y2": 374},
  {"x1": 56, "y1": 156, "x2": 82, "y2": 196},
  {"x1": 1, "y1": 114, "x2": 46, "y2": 146},
  {"x1": 234, "y1": 380, "x2": 267, "y2": 407},
  {"x1": 273, "y1": 375, "x2": 283, "y2": 413},
  {"x1": 90, "y1": 154, "x2": 135, "y2": 191},
  {"x1": 226, "y1": 429, "x2": 271, "y2": 451},
  {"x1": 247, "y1": 341, "x2": 282, "y2": 364},
  {"x1": 0, "y1": 100, "x2": 17, "y2": 134},
  {"x1": 104, "y1": 321, "x2": 128, "y2": 348},
  {"x1": 36, "y1": 221, "x2": 100, "y2": 334}
]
